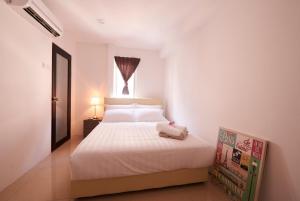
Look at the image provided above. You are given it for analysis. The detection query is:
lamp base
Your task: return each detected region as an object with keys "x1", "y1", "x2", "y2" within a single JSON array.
[{"x1": 92, "y1": 105, "x2": 98, "y2": 120}]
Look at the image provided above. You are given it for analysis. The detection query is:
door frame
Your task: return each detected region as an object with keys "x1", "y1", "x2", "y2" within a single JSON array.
[{"x1": 51, "y1": 43, "x2": 72, "y2": 151}]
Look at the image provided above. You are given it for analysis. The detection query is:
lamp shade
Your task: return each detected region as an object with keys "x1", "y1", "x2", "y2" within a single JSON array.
[{"x1": 90, "y1": 96, "x2": 100, "y2": 105}]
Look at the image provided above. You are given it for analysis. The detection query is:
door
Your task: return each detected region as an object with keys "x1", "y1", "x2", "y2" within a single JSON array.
[{"x1": 51, "y1": 43, "x2": 71, "y2": 151}]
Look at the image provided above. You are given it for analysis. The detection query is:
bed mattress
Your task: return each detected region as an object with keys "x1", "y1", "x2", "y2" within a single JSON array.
[{"x1": 70, "y1": 122, "x2": 215, "y2": 180}]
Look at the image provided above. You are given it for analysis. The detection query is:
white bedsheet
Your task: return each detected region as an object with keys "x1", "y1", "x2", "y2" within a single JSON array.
[{"x1": 70, "y1": 122, "x2": 215, "y2": 180}]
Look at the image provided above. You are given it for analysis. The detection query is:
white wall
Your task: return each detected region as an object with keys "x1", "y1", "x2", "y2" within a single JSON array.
[
  {"x1": 164, "y1": 1, "x2": 300, "y2": 201},
  {"x1": 73, "y1": 42, "x2": 108, "y2": 135},
  {"x1": 72, "y1": 44, "x2": 165, "y2": 135},
  {"x1": 0, "y1": 2, "x2": 76, "y2": 192}
]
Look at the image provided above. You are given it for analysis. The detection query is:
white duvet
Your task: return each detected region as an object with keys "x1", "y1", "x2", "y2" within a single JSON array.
[{"x1": 70, "y1": 122, "x2": 215, "y2": 180}]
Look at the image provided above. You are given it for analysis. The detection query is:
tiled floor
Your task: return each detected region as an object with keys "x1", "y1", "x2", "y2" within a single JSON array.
[{"x1": 0, "y1": 135, "x2": 230, "y2": 201}]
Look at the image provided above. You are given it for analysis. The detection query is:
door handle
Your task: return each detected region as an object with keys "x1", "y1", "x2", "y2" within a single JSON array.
[{"x1": 52, "y1": 97, "x2": 59, "y2": 102}]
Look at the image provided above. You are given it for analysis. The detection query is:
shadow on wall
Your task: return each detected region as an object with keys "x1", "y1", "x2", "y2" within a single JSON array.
[{"x1": 260, "y1": 142, "x2": 298, "y2": 201}]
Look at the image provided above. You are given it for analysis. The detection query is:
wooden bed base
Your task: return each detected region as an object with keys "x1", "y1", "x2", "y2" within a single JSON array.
[{"x1": 71, "y1": 167, "x2": 208, "y2": 198}]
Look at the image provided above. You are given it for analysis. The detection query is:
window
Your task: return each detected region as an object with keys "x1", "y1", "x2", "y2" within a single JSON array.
[{"x1": 113, "y1": 61, "x2": 135, "y2": 97}]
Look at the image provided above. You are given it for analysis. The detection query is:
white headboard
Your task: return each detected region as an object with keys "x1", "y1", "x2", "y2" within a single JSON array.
[{"x1": 104, "y1": 97, "x2": 162, "y2": 105}]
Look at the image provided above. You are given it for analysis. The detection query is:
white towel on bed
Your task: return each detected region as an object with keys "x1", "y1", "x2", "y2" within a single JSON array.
[
  {"x1": 156, "y1": 122, "x2": 188, "y2": 137},
  {"x1": 159, "y1": 132, "x2": 188, "y2": 140}
]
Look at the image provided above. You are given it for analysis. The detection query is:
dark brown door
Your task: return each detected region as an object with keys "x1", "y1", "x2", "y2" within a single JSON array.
[{"x1": 51, "y1": 43, "x2": 71, "y2": 151}]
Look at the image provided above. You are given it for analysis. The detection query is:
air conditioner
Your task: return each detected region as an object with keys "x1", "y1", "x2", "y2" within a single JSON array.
[{"x1": 5, "y1": 0, "x2": 63, "y2": 37}]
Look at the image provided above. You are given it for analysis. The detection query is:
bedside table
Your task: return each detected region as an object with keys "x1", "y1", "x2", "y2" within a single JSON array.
[{"x1": 83, "y1": 118, "x2": 102, "y2": 137}]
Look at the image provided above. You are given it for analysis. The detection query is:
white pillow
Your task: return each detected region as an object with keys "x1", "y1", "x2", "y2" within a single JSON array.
[
  {"x1": 135, "y1": 104, "x2": 162, "y2": 109},
  {"x1": 134, "y1": 108, "x2": 167, "y2": 122},
  {"x1": 105, "y1": 104, "x2": 135, "y2": 111},
  {"x1": 102, "y1": 109, "x2": 135, "y2": 122}
]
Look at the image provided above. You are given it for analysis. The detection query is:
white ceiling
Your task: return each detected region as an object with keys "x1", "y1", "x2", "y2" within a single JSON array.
[{"x1": 43, "y1": 0, "x2": 216, "y2": 50}]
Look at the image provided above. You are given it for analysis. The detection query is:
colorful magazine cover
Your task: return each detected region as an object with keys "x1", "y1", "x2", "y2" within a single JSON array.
[{"x1": 211, "y1": 128, "x2": 267, "y2": 201}]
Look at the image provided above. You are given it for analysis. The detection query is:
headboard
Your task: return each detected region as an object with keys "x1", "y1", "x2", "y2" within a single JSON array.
[{"x1": 104, "y1": 97, "x2": 162, "y2": 105}]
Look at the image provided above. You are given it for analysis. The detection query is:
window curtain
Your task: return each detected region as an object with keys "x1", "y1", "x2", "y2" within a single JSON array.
[{"x1": 114, "y1": 56, "x2": 140, "y2": 95}]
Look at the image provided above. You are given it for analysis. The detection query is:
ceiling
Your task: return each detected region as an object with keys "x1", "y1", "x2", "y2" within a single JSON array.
[{"x1": 43, "y1": 0, "x2": 216, "y2": 50}]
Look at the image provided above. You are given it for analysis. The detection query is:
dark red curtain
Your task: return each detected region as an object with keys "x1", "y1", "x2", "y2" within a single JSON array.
[{"x1": 114, "y1": 56, "x2": 140, "y2": 95}]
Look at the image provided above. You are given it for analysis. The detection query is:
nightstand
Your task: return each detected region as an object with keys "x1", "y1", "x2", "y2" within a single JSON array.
[{"x1": 83, "y1": 118, "x2": 102, "y2": 137}]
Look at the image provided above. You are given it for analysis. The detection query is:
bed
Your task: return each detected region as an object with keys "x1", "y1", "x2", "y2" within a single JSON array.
[{"x1": 70, "y1": 98, "x2": 215, "y2": 198}]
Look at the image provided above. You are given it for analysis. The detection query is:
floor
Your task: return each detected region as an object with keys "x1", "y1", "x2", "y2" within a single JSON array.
[{"x1": 0, "y1": 135, "x2": 231, "y2": 201}]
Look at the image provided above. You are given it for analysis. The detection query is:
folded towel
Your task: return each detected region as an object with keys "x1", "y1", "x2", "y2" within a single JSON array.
[
  {"x1": 156, "y1": 123, "x2": 183, "y2": 137},
  {"x1": 156, "y1": 122, "x2": 188, "y2": 137},
  {"x1": 168, "y1": 121, "x2": 188, "y2": 131},
  {"x1": 173, "y1": 125, "x2": 188, "y2": 133},
  {"x1": 159, "y1": 132, "x2": 188, "y2": 140}
]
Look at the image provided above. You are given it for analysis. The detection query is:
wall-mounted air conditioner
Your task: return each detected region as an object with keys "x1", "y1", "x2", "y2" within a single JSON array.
[{"x1": 5, "y1": 0, "x2": 63, "y2": 37}]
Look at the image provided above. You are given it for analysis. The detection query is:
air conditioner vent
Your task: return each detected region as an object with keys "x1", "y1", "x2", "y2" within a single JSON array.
[{"x1": 23, "y1": 6, "x2": 60, "y2": 37}]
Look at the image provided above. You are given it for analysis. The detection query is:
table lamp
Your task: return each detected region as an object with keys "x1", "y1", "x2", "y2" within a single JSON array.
[{"x1": 90, "y1": 96, "x2": 100, "y2": 119}]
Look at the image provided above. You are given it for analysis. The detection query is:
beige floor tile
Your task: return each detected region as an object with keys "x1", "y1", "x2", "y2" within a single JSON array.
[
  {"x1": 0, "y1": 136, "x2": 230, "y2": 201},
  {"x1": 0, "y1": 179, "x2": 26, "y2": 201}
]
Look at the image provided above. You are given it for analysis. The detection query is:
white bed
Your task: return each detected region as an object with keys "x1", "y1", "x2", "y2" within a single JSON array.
[
  {"x1": 70, "y1": 122, "x2": 215, "y2": 181},
  {"x1": 70, "y1": 97, "x2": 215, "y2": 198}
]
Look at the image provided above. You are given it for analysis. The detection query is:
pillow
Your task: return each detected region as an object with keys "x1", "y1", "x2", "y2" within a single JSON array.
[
  {"x1": 105, "y1": 104, "x2": 135, "y2": 111},
  {"x1": 134, "y1": 108, "x2": 167, "y2": 122},
  {"x1": 102, "y1": 109, "x2": 135, "y2": 122},
  {"x1": 135, "y1": 104, "x2": 162, "y2": 109}
]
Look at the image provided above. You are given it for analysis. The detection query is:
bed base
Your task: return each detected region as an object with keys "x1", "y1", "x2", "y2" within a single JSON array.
[{"x1": 71, "y1": 167, "x2": 208, "y2": 198}]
